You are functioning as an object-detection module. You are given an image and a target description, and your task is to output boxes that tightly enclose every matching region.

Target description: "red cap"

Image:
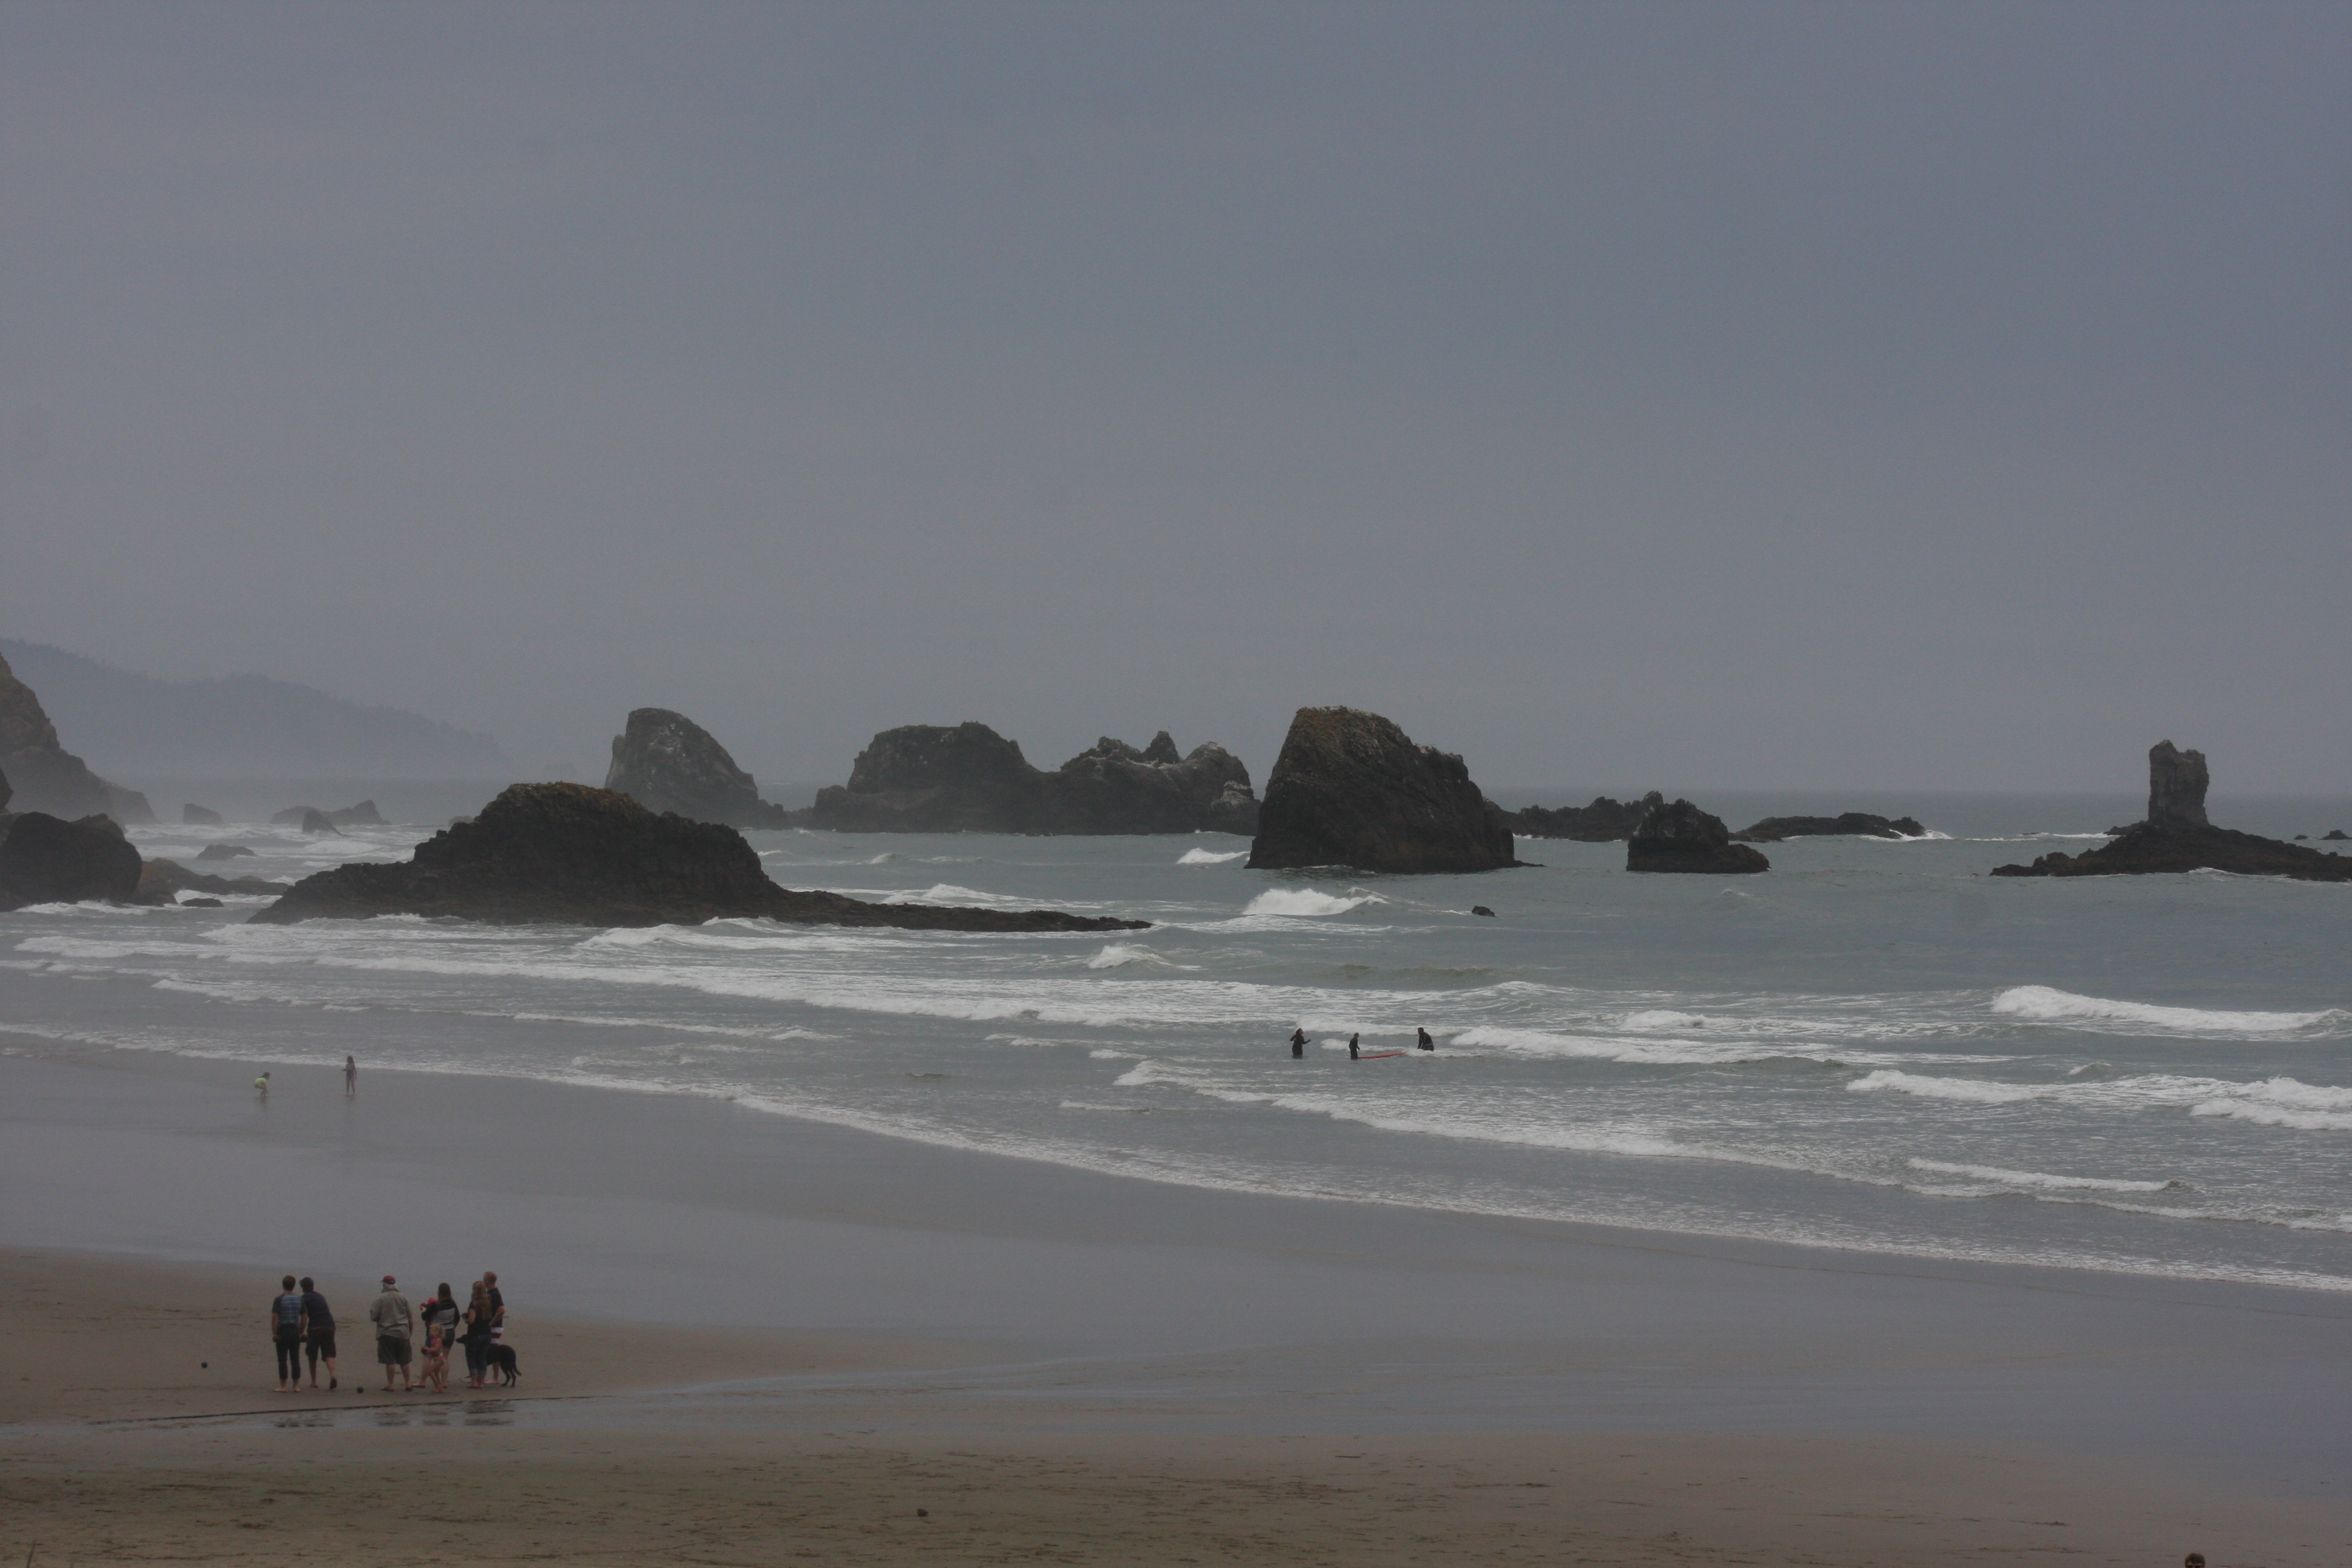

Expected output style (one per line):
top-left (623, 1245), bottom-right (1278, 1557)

top-left (382, 1275), bottom-right (396, 1284)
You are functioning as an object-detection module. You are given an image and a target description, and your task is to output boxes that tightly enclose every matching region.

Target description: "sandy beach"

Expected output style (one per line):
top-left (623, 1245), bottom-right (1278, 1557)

top-left (4, 1044), bottom-right (2348, 1564)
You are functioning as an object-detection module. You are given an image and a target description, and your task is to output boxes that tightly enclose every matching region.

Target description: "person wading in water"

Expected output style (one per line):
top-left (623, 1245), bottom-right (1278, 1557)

top-left (1289, 1028), bottom-right (1307, 1059)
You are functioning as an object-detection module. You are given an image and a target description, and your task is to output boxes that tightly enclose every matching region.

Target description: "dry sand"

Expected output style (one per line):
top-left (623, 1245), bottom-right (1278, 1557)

top-left (4, 1248), bottom-right (2342, 1566)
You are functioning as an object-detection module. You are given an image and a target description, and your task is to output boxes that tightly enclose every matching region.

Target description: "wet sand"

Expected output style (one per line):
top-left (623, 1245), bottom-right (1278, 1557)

top-left (4, 1045), bottom-right (2350, 1563)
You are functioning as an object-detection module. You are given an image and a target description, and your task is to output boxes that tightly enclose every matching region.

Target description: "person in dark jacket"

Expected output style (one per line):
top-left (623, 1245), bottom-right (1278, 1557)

top-left (269, 1275), bottom-right (304, 1392)
top-left (298, 1276), bottom-right (338, 1390)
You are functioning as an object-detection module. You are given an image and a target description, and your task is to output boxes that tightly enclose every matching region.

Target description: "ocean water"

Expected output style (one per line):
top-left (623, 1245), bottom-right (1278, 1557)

top-left (4, 797), bottom-right (2349, 1293)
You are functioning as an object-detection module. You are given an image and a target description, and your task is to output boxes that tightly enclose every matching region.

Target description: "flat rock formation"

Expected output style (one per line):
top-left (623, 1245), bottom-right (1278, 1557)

top-left (605, 708), bottom-right (791, 829)
top-left (180, 803), bottom-right (224, 826)
top-left (252, 783), bottom-right (1146, 932)
top-left (1732, 812), bottom-right (1926, 842)
top-left (803, 724), bottom-right (1258, 835)
top-left (0, 812), bottom-right (145, 909)
top-left (1626, 799), bottom-right (1771, 874)
top-left (0, 650), bottom-right (153, 823)
top-left (136, 859), bottom-right (295, 903)
top-left (2327, 829), bottom-right (2348, 841)
top-left (1992, 742), bottom-right (2352, 883)
top-left (1509, 793), bottom-right (1661, 841)
top-left (1246, 708), bottom-right (1520, 874)
top-left (195, 843), bottom-right (255, 860)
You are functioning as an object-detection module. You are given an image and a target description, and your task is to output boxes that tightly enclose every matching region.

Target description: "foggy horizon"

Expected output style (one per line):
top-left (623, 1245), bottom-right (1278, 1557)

top-left (5, 2), bottom-right (2345, 796)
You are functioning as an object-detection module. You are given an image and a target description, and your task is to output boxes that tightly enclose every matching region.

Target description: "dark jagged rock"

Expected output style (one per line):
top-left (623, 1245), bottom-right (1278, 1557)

top-left (1625, 799), bottom-right (1771, 874)
top-left (2148, 740), bottom-right (2209, 828)
top-left (182, 897), bottom-right (223, 908)
top-left (1471, 905), bottom-right (1497, 917)
top-left (1731, 812), bottom-right (1926, 843)
top-left (1992, 742), bottom-right (2352, 883)
top-left (272, 807), bottom-right (341, 834)
top-left (0, 812), bottom-right (145, 909)
top-left (1246, 708), bottom-right (1520, 874)
top-left (0, 650), bottom-right (153, 822)
top-left (327, 800), bottom-right (386, 828)
top-left (196, 843), bottom-right (256, 860)
top-left (181, 803), bottom-right (225, 825)
top-left (137, 858), bottom-right (295, 902)
top-left (252, 782), bottom-right (1146, 932)
top-left (2326, 829), bottom-right (2349, 841)
top-left (0, 762), bottom-right (10, 815)
top-left (803, 723), bottom-right (1259, 835)
top-left (1509, 793), bottom-right (1661, 841)
top-left (604, 708), bottom-right (791, 829)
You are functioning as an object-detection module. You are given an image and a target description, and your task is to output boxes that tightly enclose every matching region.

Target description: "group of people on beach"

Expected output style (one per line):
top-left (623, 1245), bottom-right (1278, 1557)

top-left (269, 1270), bottom-right (508, 1394)
top-left (1289, 1027), bottom-right (1437, 1059)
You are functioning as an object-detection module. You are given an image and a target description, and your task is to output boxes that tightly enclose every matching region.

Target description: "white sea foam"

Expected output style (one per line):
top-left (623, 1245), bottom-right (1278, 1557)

top-left (1241, 887), bottom-right (1383, 918)
top-left (1848, 1069), bottom-right (2048, 1103)
top-left (1991, 985), bottom-right (2339, 1035)
top-left (1177, 848), bottom-right (1247, 866)
top-left (1904, 1158), bottom-right (2177, 1193)
top-left (1088, 944), bottom-right (1175, 970)
top-left (1621, 1010), bottom-right (1705, 1031)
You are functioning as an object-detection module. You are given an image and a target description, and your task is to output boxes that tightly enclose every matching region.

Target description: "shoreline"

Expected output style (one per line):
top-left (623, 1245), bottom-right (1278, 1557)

top-left (7, 1044), bottom-right (2350, 1562)
top-left (10, 1023), bottom-right (2347, 1301)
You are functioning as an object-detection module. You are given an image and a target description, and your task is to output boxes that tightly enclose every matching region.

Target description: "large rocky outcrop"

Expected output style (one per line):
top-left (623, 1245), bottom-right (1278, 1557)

top-left (1732, 812), bottom-right (1926, 843)
top-left (802, 724), bottom-right (1259, 835)
top-left (1625, 799), bottom-right (1771, 874)
top-left (270, 807), bottom-right (341, 834)
top-left (252, 782), bottom-right (1146, 931)
top-left (1509, 793), bottom-right (1661, 841)
top-left (0, 650), bottom-right (153, 823)
top-left (605, 708), bottom-right (791, 829)
top-left (1991, 742), bottom-right (2352, 883)
top-left (0, 812), bottom-right (145, 909)
top-left (181, 803), bottom-right (225, 826)
top-left (1246, 708), bottom-right (1520, 874)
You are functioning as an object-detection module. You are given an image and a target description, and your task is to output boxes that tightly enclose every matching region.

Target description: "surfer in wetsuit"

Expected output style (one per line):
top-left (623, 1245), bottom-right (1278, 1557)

top-left (1416, 1028), bottom-right (1434, 1051)
top-left (1348, 1034), bottom-right (1361, 1060)
top-left (1289, 1028), bottom-right (1307, 1059)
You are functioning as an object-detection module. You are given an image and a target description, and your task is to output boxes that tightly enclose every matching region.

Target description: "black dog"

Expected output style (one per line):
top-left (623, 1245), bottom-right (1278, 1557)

top-left (484, 1343), bottom-right (520, 1386)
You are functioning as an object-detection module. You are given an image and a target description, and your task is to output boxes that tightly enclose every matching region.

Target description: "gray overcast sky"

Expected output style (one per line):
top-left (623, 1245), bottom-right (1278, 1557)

top-left (2, 1), bottom-right (2345, 794)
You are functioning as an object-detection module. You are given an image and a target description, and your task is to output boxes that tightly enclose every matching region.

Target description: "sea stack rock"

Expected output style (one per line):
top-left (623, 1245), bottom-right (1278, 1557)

top-left (252, 782), bottom-right (1144, 932)
top-left (1510, 792), bottom-right (1662, 841)
top-left (1625, 799), bottom-right (1771, 874)
top-left (2147, 740), bottom-right (2210, 829)
top-left (1246, 708), bottom-right (1520, 874)
top-left (604, 708), bottom-right (791, 830)
top-left (326, 800), bottom-right (387, 828)
top-left (181, 803), bottom-right (226, 826)
top-left (1991, 743), bottom-right (2352, 882)
top-left (803, 723), bottom-right (1259, 835)
top-left (0, 812), bottom-right (145, 909)
top-left (0, 650), bottom-right (154, 823)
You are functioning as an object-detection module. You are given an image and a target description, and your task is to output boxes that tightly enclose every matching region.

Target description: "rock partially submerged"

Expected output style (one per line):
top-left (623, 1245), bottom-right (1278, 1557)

top-left (1625, 799), bottom-right (1771, 874)
top-left (1991, 742), bottom-right (2352, 883)
top-left (272, 803), bottom-right (373, 831)
top-left (181, 803), bottom-right (225, 826)
top-left (136, 858), bottom-right (295, 902)
top-left (1509, 794), bottom-right (1661, 841)
top-left (1732, 812), bottom-right (1926, 843)
top-left (0, 812), bottom-right (144, 909)
top-left (196, 843), bottom-right (256, 860)
top-left (252, 783), bottom-right (1145, 932)
top-left (1246, 708), bottom-right (1520, 874)
top-left (803, 724), bottom-right (1258, 835)
top-left (0, 650), bottom-right (153, 823)
top-left (605, 708), bottom-right (791, 829)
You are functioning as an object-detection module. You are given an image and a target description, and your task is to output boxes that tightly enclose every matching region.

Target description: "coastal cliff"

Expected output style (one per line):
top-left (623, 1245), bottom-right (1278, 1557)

top-left (605, 708), bottom-right (791, 829)
top-left (0, 811), bottom-right (145, 909)
top-left (803, 724), bottom-right (1258, 835)
top-left (0, 650), bottom-right (153, 823)
top-left (1991, 742), bottom-right (2352, 883)
top-left (253, 783), bottom-right (1146, 930)
top-left (1246, 708), bottom-right (1520, 874)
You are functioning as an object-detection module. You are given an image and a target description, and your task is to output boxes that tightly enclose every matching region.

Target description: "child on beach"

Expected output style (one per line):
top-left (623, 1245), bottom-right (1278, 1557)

top-left (417, 1322), bottom-right (449, 1393)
